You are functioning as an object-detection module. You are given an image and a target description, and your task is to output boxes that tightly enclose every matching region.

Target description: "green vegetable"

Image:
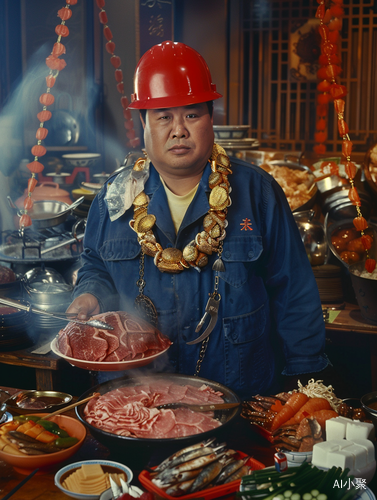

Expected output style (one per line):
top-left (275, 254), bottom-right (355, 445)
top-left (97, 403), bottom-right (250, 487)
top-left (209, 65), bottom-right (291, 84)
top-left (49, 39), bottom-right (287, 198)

top-left (54, 437), bottom-right (79, 448)
top-left (36, 419), bottom-right (69, 437)
top-left (14, 415), bottom-right (40, 423)
top-left (238, 462), bottom-right (357, 500)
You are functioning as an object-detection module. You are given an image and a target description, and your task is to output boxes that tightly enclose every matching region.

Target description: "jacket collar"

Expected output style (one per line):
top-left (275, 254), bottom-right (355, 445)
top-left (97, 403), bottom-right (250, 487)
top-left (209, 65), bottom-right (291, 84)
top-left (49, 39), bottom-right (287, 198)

top-left (146, 162), bottom-right (211, 246)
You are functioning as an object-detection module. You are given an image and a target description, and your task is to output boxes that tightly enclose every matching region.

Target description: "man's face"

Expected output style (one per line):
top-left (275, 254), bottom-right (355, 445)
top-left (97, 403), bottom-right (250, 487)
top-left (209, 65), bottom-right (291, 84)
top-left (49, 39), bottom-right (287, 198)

top-left (141, 103), bottom-right (214, 180)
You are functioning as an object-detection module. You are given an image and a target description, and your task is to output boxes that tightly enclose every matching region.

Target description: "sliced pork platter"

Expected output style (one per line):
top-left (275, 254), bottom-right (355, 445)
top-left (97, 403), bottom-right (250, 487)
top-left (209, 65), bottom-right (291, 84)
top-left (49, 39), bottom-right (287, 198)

top-left (83, 378), bottom-right (225, 439)
top-left (75, 371), bottom-right (241, 453)
top-left (56, 311), bottom-right (172, 363)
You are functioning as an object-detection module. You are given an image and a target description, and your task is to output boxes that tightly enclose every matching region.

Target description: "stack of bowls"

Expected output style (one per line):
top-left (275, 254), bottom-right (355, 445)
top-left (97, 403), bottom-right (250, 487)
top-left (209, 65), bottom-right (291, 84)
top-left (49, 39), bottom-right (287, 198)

top-left (23, 267), bottom-right (73, 333)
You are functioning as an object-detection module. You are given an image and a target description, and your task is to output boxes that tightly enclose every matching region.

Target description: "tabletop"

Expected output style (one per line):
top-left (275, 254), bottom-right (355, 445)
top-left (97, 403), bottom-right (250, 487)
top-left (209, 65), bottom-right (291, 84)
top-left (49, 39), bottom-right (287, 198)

top-left (0, 386), bottom-right (275, 500)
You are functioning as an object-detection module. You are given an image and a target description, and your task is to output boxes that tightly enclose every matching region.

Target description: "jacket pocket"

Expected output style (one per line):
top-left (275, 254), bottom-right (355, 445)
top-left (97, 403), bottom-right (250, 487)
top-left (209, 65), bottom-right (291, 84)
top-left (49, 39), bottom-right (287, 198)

top-left (219, 235), bottom-right (263, 288)
top-left (223, 304), bottom-right (274, 396)
top-left (99, 238), bottom-right (141, 261)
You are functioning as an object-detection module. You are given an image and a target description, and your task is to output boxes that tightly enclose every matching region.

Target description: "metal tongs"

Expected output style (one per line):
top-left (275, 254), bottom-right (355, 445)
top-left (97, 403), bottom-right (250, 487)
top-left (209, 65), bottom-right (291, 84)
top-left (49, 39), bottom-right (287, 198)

top-left (0, 296), bottom-right (114, 331)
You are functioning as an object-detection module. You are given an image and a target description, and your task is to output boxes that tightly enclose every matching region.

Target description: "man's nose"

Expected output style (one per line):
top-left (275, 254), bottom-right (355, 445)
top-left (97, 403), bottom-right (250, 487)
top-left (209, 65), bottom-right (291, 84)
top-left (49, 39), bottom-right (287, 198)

top-left (171, 119), bottom-right (188, 138)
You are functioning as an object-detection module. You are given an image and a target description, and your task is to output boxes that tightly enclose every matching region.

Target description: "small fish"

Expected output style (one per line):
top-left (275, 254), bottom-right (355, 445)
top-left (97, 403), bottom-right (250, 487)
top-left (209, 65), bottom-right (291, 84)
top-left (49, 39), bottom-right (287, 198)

top-left (223, 464), bottom-right (250, 483)
top-left (152, 468), bottom-right (203, 489)
top-left (8, 431), bottom-right (60, 454)
top-left (156, 443), bottom-right (225, 481)
top-left (161, 451), bottom-right (223, 478)
top-left (215, 456), bottom-right (249, 484)
top-left (154, 437), bottom-right (216, 472)
top-left (189, 457), bottom-right (226, 493)
top-left (165, 479), bottom-right (195, 497)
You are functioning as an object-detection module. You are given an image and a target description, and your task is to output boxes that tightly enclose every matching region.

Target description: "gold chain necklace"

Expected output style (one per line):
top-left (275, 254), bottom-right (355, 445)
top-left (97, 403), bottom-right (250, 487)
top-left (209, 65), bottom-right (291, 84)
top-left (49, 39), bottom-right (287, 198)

top-left (129, 143), bottom-right (232, 273)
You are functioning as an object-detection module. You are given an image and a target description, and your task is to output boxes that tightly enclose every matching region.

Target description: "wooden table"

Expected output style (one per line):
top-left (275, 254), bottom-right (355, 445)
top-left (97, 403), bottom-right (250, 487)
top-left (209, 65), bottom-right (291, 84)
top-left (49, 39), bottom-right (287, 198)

top-left (0, 386), bottom-right (275, 500)
top-left (0, 348), bottom-right (60, 391)
top-left (324, 302), bottom-right (377, 393)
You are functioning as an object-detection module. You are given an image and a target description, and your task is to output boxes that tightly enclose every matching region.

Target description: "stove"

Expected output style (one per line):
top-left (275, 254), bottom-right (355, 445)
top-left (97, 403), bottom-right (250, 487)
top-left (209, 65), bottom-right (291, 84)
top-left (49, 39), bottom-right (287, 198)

top-left (0, 217), bottom-right (85, 273)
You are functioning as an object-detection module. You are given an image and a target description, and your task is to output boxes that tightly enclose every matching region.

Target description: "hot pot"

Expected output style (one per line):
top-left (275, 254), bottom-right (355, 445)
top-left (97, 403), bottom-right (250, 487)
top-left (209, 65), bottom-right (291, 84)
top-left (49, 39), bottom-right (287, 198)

top-left (75, 373), bottom-right (241, 467)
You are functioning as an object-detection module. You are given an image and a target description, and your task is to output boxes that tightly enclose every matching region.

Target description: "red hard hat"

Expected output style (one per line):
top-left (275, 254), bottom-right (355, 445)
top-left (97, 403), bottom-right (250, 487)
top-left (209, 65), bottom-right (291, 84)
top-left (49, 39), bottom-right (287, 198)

top-left (128, 40), bottom-right (222, 109)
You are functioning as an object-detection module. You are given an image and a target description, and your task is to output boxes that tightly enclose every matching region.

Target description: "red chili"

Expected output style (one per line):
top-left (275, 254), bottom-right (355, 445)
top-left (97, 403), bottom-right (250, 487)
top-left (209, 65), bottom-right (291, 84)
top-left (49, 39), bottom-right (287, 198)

top-left (103, 26), bottom-right (113, 41)
top-left (116, 82), bottom-right (124, 94)
top-left (110, 55), bottom-right (121, 68)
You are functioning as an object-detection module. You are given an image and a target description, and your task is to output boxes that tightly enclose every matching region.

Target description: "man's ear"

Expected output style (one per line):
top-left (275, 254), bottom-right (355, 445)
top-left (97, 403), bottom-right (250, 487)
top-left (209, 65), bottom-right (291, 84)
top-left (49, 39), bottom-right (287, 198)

top-left (140, 112), bottom-right (146, 129)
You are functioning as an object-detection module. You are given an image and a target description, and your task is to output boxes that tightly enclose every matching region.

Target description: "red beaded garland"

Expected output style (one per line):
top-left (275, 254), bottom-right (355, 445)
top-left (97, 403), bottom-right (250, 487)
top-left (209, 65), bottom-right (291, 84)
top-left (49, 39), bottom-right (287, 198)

top-left (95, 1), bottom-right (140, 149)
top-left (314, 0), bottom-right (375, 272)
top-left (19, 2), bottom-right (76, 229)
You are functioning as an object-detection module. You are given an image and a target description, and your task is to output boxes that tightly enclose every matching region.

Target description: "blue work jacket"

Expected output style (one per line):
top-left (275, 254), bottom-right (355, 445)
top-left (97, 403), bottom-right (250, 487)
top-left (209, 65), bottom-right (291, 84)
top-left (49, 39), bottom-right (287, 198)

top-left (73, 157), bottom-right (328, 400)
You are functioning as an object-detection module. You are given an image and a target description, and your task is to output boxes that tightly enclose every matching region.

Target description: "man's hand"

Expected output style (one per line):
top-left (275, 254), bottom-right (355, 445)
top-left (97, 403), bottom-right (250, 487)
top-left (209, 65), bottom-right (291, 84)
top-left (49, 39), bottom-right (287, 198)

top-left (66, 293), bottom-right (100, 320)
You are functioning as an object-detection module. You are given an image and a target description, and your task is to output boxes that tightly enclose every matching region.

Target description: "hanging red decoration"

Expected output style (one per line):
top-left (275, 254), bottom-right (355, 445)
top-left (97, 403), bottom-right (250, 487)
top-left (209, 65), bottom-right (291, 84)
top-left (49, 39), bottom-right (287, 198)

top-left (314, 0), bottom-right (375, 273)
top-left (19, 2), bottom-right (77, 229)
top-left (95, 0), bottom-right (140, 150)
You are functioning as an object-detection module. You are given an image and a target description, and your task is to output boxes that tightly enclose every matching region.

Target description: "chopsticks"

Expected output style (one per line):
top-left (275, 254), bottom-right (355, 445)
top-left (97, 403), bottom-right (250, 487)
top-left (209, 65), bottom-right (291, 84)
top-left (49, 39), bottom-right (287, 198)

top-left (2, 468), bottom-right (39, 499)
top-left (40, 392), bottom-right (100, 420)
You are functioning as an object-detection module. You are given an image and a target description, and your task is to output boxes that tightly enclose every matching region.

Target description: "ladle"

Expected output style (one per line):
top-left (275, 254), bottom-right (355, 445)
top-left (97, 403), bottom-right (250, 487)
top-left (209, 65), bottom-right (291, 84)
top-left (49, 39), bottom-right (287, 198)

top-left (0, 296), bottom-right (114, 330)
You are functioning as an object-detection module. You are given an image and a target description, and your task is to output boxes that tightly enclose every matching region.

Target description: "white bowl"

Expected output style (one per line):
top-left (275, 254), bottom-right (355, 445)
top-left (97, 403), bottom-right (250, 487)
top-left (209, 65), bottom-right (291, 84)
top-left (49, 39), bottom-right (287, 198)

top-left (62, 153), bottom-right (101, 168)
top-left (282, 449), bottom-right (313, 466)
top-left (213, 125), bottom-right (250, 139)
top-left (54, 459), bottom-right (133, 500)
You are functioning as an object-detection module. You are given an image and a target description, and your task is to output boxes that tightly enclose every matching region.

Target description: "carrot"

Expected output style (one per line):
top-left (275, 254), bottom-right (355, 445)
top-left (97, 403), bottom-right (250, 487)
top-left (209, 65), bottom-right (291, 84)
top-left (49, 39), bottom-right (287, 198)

top-left (270, 403), bottom-right (296, 432)
top-left (311, 409), bottom-right (338, 429)
top-left (292, 397), bottom-right (332, 424)
top-left (270, 392), bottom-right (309, 431)
top-left (285, 392), bottom-right (309, 413)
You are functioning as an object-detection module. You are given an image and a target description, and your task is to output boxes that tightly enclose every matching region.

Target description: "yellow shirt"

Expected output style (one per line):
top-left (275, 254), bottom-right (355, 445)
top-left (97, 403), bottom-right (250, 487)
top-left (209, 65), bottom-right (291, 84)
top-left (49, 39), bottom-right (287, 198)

top-left (160, 176), bottom-right (199, 234)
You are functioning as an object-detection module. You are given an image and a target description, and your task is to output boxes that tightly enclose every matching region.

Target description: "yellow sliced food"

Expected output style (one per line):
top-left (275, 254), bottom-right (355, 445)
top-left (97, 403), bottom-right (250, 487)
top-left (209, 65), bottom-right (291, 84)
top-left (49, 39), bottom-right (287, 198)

top-left (62, 465), bottom-right (127, 495)
top-left (81, 463), bottom-right (104, 479)
top-left (24, 423), bottom-right (45, 439)
top-left (16, 420), bottom-right (35, 434)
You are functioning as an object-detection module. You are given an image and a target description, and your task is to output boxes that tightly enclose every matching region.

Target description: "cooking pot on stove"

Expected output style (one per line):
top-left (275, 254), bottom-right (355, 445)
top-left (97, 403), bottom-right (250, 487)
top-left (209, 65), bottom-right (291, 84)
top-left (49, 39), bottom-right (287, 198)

top-left (15, 183), bottom-right (72, 207)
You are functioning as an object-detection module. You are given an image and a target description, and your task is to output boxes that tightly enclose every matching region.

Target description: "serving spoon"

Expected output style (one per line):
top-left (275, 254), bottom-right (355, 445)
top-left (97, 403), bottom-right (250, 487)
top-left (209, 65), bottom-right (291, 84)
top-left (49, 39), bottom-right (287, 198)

top-left (0, 296), bottom-right (114, 330)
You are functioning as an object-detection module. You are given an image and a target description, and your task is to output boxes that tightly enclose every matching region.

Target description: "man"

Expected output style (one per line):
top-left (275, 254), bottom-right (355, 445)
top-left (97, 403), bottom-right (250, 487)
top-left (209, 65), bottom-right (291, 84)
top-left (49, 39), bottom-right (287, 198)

top-left (67, 41), bottom-right (329, 400)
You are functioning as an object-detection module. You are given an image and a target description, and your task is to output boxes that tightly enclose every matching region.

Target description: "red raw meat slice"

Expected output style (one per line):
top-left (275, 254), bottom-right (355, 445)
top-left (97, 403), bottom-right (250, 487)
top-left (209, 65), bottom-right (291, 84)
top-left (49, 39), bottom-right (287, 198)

top-left (57, 311), bottom-right (172, 362)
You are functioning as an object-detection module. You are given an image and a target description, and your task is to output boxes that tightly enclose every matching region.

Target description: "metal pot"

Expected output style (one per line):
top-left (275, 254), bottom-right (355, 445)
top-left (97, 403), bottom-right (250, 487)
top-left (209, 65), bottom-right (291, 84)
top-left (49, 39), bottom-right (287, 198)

top-left (75, 373), bottom-right (241, 465)
top-left (25, 197), bottom-right (84, 229)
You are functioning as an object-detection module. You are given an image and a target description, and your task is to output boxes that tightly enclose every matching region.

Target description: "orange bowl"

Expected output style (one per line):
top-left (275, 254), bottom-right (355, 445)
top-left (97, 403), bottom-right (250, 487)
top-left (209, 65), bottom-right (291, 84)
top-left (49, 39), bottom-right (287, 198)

top-left (0, 413), bottom-right (86, 475)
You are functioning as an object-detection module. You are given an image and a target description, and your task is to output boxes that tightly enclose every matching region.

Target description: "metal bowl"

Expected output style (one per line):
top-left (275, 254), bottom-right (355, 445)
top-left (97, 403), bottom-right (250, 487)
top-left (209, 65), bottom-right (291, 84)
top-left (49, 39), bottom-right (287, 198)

top-left (75, 373), bottom-right (241, 465)
top-left (2, 390), bottom-right (72, 415)
top-left (263, 160), bottom-right (318, 212)
top-left (325, 217), bottom-right (377, 268)
top-left (361, 392), bottom-right (377, 428)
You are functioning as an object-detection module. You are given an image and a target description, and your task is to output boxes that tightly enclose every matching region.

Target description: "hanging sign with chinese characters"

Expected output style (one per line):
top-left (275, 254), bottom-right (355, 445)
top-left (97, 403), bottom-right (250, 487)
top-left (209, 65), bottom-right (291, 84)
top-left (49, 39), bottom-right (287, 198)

top-left (136, 0), bottom-right (174, 59)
